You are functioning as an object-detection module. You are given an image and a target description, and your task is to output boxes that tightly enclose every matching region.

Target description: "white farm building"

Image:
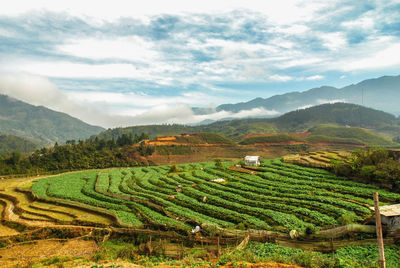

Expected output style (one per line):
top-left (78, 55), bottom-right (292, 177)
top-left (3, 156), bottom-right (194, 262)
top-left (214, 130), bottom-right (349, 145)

top-left (370, 204), bottom-right (400, 232)
top-left (244, 156), bottom-right (260, 166)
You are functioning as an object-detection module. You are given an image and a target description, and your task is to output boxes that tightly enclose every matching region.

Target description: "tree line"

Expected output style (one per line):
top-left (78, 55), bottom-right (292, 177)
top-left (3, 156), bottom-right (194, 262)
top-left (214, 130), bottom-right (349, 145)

top-left (0, 133), bottom-right (154, 176)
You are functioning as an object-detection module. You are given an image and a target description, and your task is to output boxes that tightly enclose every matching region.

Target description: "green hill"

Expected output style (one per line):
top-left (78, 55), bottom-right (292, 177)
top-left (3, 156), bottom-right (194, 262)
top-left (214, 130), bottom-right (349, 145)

top-left (238, 125), bottom-right (394, 146)
top-left (96, 120), bottom-right (277, 142)
top-left (196, 132), bottom-right (235, 144)
top-left (240, 134), bottom-right (304, 145)
top-left (164, 133), bottom-right (235, 145)
top-left (95, 103), bottom-right (400, 145)
top-left (272, 103), bottom-right (399, 132)
top-left (0, 94), bottom-right (104, 147)
top-left (307, 125), bottom-right (394, 146)
top-left (0, 134), bottom-right (37, 155)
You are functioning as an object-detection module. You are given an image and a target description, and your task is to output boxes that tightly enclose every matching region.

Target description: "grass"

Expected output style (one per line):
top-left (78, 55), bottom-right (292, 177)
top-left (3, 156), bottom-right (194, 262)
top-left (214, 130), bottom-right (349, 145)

top-left (309, 125), bottom-right (394, 146)
top-left (240, 134), bottom-right (304, 145)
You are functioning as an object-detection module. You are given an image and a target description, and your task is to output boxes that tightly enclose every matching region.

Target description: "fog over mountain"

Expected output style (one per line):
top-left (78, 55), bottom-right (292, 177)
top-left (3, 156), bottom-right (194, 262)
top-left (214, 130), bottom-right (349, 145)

top-left (208, 75), bottom-right (400, 118)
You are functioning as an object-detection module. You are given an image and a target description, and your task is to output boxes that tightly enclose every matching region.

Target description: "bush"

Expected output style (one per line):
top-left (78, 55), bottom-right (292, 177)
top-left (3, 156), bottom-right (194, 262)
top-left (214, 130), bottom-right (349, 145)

top-left (168, 165), bottom-right (179, 173)
top-left (338, 213), bottom-right (357, 225)
top-left (305, 226), bottom-right (316, 235)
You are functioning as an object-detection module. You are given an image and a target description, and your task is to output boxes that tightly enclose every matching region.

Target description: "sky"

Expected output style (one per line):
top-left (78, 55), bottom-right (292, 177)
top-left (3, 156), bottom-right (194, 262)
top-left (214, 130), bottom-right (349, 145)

top-left (0, 0), bottom-right (400, 128)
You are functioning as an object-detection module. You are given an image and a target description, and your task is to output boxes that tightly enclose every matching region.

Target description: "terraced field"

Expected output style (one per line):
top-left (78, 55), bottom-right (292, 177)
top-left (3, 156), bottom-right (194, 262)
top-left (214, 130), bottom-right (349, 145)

top-left (283, 151), bottom-right (350, 168)
top-left (0, 175), bottom-right (114, 231)
top-left (17, 159), bottom-right (400, 234)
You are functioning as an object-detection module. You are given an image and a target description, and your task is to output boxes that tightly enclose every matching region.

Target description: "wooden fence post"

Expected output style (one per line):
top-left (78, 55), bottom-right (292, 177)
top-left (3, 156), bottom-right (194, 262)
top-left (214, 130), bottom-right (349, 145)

top-left (373, 192), bottom-right (386, 268)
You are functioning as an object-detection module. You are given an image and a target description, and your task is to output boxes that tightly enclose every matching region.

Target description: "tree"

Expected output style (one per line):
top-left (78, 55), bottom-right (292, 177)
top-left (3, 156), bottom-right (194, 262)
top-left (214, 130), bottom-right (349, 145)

top-left (168, 165), bottom-right (178, 173)
top-left (214, 159), bottom-right (223, 170)
top-left (6, 151), bottom-right (22, 166)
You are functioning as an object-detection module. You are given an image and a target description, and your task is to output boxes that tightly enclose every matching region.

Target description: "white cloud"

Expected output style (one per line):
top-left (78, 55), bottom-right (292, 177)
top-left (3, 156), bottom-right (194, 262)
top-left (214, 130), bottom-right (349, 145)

top-left (0, 28), bottom-right (19, 38)
top-left (119, 105), bottom-right (280, 125)
top-left (57, 36), bottom-right (158, 62)
top-left (316, 99), bottom-right (346, 104)
top-left (320, 32), bottom-right (347, 51)
top-left (66, 90), bottom-right (217, 109)
top-left (296, 99), bottom-right (346, 110)
top-left (297, 104), bottom-right (313, 110)
top-left (341, 17), bottom-right (374, 30)
top-left (276, 57), bottom-right (323, 69)
top-left (205, 38), bottom-right (276, 59)
top-left (305, 75), bottom-right (324, 80)
top-left (0, 73), bottom-right (64, 106)
top-left (269, 74), bottom-right (293, 81)
top-left (275, 24), bottom-right (310, 35)
top-left (13, 61), bottom-right (142, 79)
top-left (342, 42), bottom-right (400, 71)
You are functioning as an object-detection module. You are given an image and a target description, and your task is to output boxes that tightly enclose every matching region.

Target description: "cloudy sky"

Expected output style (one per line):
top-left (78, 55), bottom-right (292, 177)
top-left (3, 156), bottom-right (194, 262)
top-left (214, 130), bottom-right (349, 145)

top-left (0, 0), bottom-right (399, 127)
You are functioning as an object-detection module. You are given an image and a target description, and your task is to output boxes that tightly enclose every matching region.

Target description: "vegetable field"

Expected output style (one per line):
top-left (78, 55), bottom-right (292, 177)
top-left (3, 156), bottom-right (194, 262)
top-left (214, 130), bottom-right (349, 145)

top-left (31, 159), bottom-right (400, 233)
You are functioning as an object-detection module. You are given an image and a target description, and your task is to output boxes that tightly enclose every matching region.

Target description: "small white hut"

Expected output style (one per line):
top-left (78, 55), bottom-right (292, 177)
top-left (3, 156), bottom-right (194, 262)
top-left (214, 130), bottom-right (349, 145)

top-left (370, 204), bottom-right (400, 232)
top-left (244, 156), bottom-right (260, 166)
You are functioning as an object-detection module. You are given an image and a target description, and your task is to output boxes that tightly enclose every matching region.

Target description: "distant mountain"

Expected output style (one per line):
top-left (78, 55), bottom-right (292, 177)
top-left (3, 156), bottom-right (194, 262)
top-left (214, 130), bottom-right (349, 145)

top-left (0, 94), bottom-right (104, 147)
top-left (95, 103), bottom-right (400, 143)
top-left (214, 75), bottom-right (400, 116)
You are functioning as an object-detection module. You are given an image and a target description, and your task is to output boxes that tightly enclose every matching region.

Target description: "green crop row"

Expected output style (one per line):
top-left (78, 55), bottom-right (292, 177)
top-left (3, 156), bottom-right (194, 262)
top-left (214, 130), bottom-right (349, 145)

top-left (32, 157), bottom-right (400, 232)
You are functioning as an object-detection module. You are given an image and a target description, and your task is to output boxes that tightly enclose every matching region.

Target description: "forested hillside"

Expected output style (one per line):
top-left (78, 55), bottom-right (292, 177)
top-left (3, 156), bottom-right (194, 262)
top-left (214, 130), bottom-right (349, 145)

top-left (0, 94), bottom-right (104, 147)
top-left (0, 134), bottom-right (37, 154)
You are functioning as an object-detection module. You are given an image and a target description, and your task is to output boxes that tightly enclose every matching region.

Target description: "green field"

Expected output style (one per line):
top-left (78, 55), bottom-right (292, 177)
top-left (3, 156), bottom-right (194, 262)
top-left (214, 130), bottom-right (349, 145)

top-left (31, 159), bottom-right (400, 233)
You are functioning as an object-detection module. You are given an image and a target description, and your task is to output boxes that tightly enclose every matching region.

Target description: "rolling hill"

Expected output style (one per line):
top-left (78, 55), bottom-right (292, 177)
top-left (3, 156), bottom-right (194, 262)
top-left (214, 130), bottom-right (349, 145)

top-left (0, 94), bottom-right (104, 148)
top-left (95, 103), bottom-right (400, 144)
top-left (239, 125), bottom-right (394, 147)
top-left (272, 103), bottom-right (400, 132)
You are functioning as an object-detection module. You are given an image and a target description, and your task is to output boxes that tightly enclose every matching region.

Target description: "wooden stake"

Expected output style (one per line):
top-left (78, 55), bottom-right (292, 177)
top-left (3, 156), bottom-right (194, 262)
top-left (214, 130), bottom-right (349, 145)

top-left (217, 236), bottom-right (221, 257)
top-left (373, 192), bottom-right (386, 268)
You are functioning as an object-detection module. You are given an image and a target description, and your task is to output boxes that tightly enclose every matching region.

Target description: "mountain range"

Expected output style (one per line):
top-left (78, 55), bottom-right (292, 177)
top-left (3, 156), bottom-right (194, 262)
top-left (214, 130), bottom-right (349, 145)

top-left (0, 94), bottom-right (104, 148)
top-left (204, 74), bottom-right (400, 117)
top-left (1, 74), bottom-right (400, 154)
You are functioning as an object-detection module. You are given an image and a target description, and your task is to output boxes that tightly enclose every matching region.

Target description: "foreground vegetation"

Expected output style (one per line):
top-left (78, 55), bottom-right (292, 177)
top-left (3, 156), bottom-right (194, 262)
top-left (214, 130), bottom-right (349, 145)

top-left (12, 239), bottom-right (400, 268)
top-left (221, 242), bottom-right (400, 268)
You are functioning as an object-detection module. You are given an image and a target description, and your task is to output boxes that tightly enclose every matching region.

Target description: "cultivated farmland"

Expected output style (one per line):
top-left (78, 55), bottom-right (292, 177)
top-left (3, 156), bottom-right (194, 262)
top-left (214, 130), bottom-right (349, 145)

top-left (25, 159), bottom-right (400, 234)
